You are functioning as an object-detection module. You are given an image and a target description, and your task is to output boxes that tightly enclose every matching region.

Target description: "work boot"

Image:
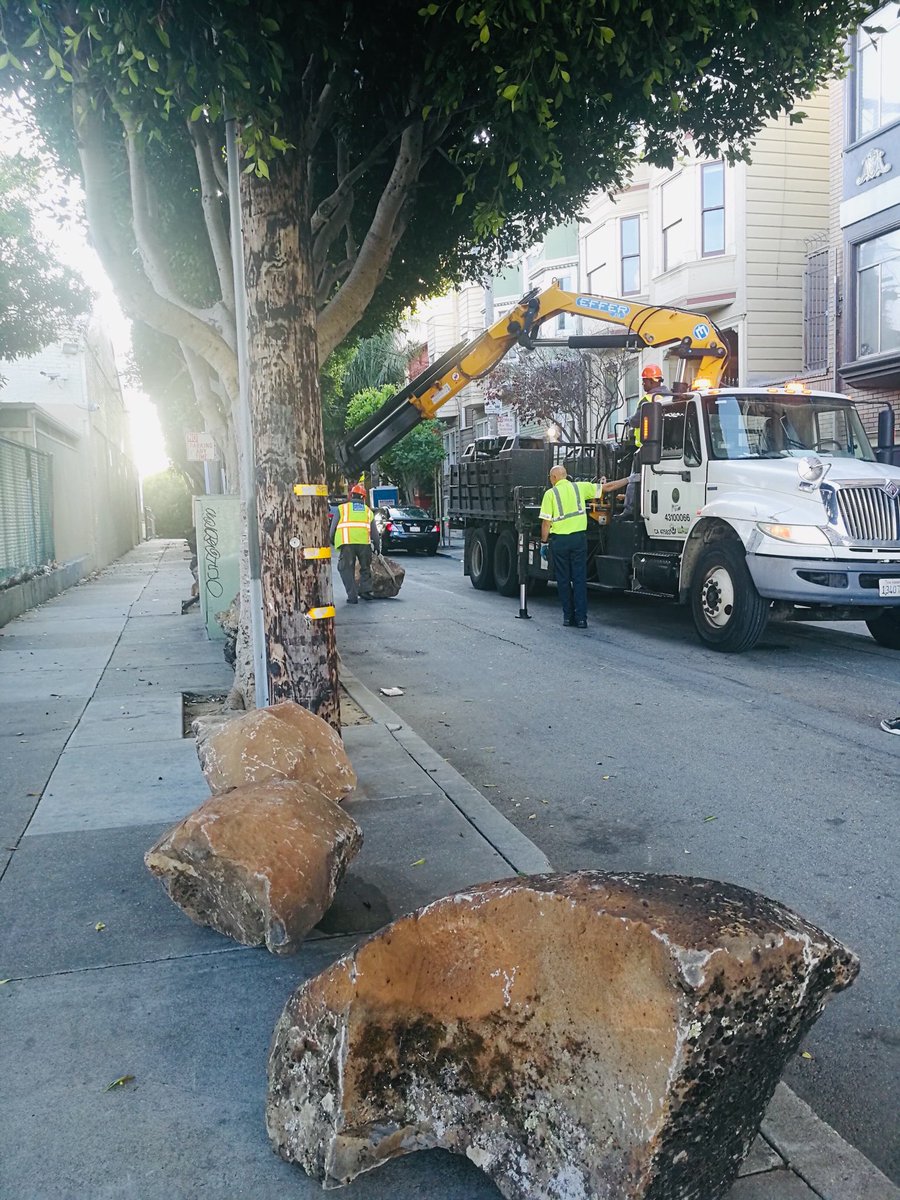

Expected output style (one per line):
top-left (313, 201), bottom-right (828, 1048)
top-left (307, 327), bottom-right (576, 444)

top-left (563, 617), bottom-right (573, 626)
top-left (575, 619), bottom-right (588, 628)
top-left (346, 597), bottom-right (358, 605)
top-left (359, 593), bottom-right (374, 600)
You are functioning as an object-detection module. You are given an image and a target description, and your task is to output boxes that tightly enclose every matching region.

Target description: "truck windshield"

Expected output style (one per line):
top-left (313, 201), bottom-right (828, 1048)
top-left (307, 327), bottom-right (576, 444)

top-left (702, 394), bottom-right (876, 462)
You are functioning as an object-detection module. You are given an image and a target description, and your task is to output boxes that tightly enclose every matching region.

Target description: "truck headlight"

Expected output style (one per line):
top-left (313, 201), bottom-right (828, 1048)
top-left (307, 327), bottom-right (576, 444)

top-left (756, 523), bottom-right (830, 545)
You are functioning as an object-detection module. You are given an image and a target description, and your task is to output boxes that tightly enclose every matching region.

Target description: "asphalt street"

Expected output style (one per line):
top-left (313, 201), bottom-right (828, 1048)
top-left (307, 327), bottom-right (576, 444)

top-left (336, 545), bottom-right (900, 1184)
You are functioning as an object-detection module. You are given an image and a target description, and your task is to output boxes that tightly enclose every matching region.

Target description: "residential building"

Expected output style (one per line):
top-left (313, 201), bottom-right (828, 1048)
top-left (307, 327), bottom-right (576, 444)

top-left (0, 314), bottom-right (141, 601)
top-left (803, 2), bottom-right (900, 445)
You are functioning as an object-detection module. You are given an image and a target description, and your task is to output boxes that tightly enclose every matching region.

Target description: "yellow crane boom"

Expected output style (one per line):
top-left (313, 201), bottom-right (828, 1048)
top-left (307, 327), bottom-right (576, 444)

top-left (337, 282), bottom-right (729, 476)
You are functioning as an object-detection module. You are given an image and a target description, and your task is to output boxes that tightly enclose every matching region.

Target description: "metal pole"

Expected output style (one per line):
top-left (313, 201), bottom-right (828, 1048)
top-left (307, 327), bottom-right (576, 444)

top-left (226, 114), bottom-right (269, 709)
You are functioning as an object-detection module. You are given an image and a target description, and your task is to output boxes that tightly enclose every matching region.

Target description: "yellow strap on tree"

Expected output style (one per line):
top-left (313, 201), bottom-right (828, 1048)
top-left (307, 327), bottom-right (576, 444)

top-left (307, 605), bottom-right (335, 621)
top-left (293, 483), bottom-right (328, 497)
top-left (302, 547), bottom-right (331, 560)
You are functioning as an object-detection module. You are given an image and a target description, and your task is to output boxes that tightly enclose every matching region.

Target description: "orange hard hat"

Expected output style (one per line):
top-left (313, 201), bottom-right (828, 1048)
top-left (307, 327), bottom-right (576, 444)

top-left (350, 483), bottom-right (366, 497)
top-left (641, 363), bottom-right (663, 381)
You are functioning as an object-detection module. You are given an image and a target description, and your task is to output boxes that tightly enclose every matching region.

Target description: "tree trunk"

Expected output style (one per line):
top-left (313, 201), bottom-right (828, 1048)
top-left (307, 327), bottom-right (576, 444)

top-left (241, 141), bottom-right (340, 729)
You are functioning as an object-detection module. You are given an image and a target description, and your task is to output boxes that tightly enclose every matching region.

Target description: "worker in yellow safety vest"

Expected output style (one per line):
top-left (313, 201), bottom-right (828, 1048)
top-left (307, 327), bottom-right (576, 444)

top-left (330, 483), bottom-right (381, 603)
top-left (539, 465), bottom-right (626, 627)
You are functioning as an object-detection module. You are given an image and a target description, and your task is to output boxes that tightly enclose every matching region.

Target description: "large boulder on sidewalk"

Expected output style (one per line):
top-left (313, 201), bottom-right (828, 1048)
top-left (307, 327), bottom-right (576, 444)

top-left (145, 779), bottom-right (362, 954)
top-left (357, 554), bottom-right (404, 598)
top-left (195, 700), bottom-right (356, 800)
top-left (267, 872), bottom-right (858, 1199)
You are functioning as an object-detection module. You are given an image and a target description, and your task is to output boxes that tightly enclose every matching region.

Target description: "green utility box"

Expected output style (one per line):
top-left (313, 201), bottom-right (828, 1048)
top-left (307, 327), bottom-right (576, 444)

top-left (193, 494), bottom-right (241, 640)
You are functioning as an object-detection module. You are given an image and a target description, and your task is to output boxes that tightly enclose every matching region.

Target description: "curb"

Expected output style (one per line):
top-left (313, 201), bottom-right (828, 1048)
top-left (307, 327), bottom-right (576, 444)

top-left (761, 1084), bottom-right (899, 1200)
top-left (339, 666), bottom-right (553, 877)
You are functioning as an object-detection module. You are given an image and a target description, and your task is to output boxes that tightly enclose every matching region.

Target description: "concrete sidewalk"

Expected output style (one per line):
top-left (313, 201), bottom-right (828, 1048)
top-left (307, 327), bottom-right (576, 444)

top-left (0, 540), bottom-right (894, 1200)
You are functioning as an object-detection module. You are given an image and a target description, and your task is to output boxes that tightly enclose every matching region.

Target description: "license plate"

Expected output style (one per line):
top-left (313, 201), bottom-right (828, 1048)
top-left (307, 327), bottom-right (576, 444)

top-left (409, 525), bottom-right (421, 532)
top-left (879, 578), bottom-right (900, 598)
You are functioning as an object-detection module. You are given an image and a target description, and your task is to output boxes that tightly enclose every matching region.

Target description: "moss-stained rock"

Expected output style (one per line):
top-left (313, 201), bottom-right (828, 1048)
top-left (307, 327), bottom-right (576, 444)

top-left (145, 779), bottom-right (362, 954)
top-left (266, 872), bottom-right (857, 1198)
top-left (194, 700), bottom-right (356, 800)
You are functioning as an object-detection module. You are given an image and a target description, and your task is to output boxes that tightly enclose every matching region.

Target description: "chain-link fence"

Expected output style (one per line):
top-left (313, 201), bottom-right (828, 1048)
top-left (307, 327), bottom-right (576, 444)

top-left (0, 436), bottom-right (54, 583)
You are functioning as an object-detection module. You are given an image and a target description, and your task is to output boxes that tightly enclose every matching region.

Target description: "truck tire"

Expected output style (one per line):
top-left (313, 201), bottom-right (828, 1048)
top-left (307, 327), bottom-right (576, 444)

top-left (469, 529), bottom-right (496, 590)
top-left (493, 529), bottom-right (519, 597)
top-left (866, 609), bottom-right (900, 649)
top-left (690, 541), bottom-right (770, 652)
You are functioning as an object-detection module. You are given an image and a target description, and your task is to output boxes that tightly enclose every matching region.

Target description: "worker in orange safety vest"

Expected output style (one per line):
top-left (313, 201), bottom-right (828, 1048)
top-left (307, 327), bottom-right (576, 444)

top-left (330, 483), bottom-right (381, 603)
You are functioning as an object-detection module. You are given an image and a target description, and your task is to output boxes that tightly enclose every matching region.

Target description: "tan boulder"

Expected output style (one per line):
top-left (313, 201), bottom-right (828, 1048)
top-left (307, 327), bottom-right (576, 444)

top-left (267, 872), bottom-right (858, 1198)
top-left (195, 700), bottom-right (356, 800)
top-left (145, 779), bottom-right (362, 954)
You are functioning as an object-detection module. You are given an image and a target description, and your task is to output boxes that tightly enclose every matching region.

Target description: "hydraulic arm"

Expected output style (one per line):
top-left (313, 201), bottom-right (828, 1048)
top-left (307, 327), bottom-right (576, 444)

top-left (336, 281), bottom-right (729, 476)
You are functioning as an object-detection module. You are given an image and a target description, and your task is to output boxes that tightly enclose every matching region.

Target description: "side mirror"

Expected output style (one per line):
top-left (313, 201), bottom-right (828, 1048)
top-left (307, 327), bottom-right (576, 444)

top-left (640, 403), bottom-right (663, 466)
top-left (877, 405), bottom-right (895, 453)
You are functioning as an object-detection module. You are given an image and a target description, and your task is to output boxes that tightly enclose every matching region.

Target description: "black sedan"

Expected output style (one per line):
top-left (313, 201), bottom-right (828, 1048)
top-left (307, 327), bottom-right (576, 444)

top-left (377, 506), bottom-right (441, 555)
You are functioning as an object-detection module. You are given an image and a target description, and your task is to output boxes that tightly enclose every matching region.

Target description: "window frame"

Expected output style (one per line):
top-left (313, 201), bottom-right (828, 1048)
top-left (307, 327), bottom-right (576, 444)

top-left (849, 4), bottom-right (900, 146)
top-left (620, 215), bottom-right (641, 296)
top-left (701, 162), bottom-right (725, 258)
top-left (661, 177), bottom-right (683, 273)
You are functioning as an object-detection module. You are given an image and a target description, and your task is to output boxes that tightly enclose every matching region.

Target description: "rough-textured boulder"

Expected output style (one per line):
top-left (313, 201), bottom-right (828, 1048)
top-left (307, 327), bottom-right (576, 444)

top-left (195, 700), bottom-right (356, 799)
top-left (267, 872), bottom-right (858, 1199)
top-left (360, 554), bottom-right (404, 598)
top-left (145, 779), bottom-right (362, 954)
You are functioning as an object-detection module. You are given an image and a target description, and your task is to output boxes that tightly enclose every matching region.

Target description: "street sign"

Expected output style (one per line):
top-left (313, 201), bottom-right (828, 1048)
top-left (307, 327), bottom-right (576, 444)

top-left (186, 431), bottom-right (218, 461)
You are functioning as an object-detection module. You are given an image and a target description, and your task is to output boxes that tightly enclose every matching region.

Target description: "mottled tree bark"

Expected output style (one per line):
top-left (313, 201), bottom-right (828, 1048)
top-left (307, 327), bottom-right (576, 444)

top-left (241, 142), bottom-right (339, 728)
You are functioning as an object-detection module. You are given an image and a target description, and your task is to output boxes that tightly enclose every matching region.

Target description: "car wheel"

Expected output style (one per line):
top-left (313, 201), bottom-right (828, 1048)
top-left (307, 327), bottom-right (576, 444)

top-left (866, 608), bottom-right (900, 649)
top-left (469, 528), bottom-right (496, 590)
top-left (690, 541), bottom-right (770, 652)
top-left (493, 529), bottom-right (519, 597)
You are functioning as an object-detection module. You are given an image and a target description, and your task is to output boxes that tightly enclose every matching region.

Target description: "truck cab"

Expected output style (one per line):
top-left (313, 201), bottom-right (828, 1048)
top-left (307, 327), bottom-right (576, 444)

top-left (633, 386), bottom-right (900, 649)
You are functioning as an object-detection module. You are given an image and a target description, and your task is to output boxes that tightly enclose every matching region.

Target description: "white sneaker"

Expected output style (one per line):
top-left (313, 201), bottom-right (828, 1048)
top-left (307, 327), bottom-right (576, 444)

top-left (879, 716), bottom-right (900, 735)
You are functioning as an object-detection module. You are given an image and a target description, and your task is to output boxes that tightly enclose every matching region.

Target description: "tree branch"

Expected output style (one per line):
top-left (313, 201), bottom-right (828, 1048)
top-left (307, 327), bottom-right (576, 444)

top-left (188, 117), bottom-right (236, 334)
top-left (317, 121), bottom-right (424, 361)
top-left (72, 83), bottom-right (238, 403)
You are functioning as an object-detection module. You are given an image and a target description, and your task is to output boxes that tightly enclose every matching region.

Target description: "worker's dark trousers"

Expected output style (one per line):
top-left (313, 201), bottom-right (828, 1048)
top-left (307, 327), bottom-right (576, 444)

top-left (338, 544), bottom-right (373, 602)
top-left (549, 530), bottom-right (587, 623)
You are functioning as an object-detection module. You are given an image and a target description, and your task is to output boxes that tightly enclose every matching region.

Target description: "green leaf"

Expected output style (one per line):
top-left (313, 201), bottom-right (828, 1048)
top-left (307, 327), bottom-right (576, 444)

top-left (421, 104), bottom-right (431, 120)
top-left (127, 65), bottom-right (139, 85)
top-left (242, 160), bottom-right (256, 174)
top-left (0, 53), bottom-right (9, 70)
top-left (48, 46), bottom-right (64, 68)
top-left (514, 172), bottom-right (523, 190)
top-left (261, 17), bottom-right (280, 32)
top-left (256, 158), bottom-right (270, 179)
top-left (43, 64), bottom-right (56, 79)
top-left (147, 56), bottom-right (158, 72)
top-left (501, 84), bottom-right (519, 100)
top-left (479, 24), bottom-right (490, 43)
top-left (269, 136), bottom-right (288, 151)
top-left (560, 69), bottom-right (570, 84)
top-left (132, 48), bottom-right (145, 60)
top-left (190, 105), bottom-right (204, 122)
top-left (507, 160), bottom-right (518, 176)
top-left (454, 191), bottom-right (465, 207)
top-left (154, 24), bottom-right (171, 48)
top-left (59, 68), bottom-right (72, 82)
top-left (23, 29), bottom-right (41, 48)
top-left (641, 9), bottom-right (653, 25)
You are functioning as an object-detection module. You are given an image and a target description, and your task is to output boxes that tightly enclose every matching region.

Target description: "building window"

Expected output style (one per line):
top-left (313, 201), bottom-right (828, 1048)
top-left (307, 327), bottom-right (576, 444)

top-left (856, 229), bottom-right (900, 358)
top-left (555, 274), bottom-right (572, 331)
top-left (620, 216), bottom-right (641, 295)
top-left (854, 5), bottom-right (900, 142)
top-left (701, 162), bottom-right (725, 256)
top-left (803, 245), bottom-right (829, 372)
top-left (661, 178), bottom-right (682, 272)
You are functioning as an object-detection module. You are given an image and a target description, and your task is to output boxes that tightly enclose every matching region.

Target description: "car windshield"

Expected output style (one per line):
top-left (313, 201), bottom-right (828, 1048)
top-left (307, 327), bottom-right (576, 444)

top-left (702, 394), bottom-right (876, 462)
top-left (389, 507), bottom-right (433, 519)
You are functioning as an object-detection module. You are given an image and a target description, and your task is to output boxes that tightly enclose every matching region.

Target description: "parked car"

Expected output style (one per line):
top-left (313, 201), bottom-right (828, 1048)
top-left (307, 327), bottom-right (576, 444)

top-left (376, 506), bottom-right (440, 554)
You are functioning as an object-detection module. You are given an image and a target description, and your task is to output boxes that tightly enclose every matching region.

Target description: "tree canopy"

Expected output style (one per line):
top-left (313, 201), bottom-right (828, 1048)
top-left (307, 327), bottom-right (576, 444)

top-left (346, 384), bottom-right (445, 502)
top-left (0, 152), bottom-right (90, 367)
top-left (0, 0), bottom-right (870, 445)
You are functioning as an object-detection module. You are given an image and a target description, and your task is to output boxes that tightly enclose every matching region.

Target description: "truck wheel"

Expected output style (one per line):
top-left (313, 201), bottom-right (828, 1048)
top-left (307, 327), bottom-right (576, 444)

top-left (469, 529), bottom-right (496, 590)
top-left (866, 609), bottom-right (900, 649)
top-left (493, 530), bottom-right (519, 597)
top-left (690, 541), bottom-right (770, 652)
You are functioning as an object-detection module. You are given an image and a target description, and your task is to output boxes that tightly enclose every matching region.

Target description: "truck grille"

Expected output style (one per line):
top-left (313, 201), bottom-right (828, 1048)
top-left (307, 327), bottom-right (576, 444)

top-left (836, 485), bottom-right (900, 543)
